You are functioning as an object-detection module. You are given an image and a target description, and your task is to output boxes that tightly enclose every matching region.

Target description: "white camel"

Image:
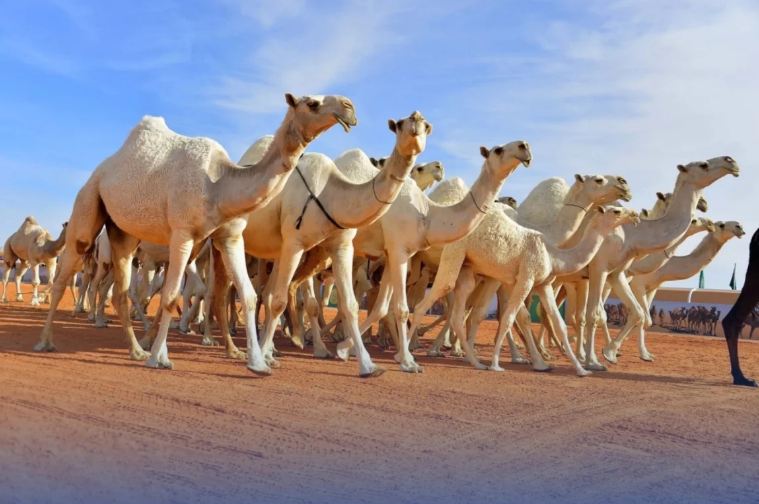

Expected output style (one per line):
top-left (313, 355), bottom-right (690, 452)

top-left (567, 157), bottom-right (739, 368)
top-left (35, 93), bottom-right (357, 376)
top-left (298, 142), bottom-right (532, 373)
top-left (408, 187), bottom-right (640, 375)
top-left (622, 220), bottom-right (745, 349)
top-left (2, 217), bottom-right (67, 306)
top-left (205, 111), bottom-right (431, 377)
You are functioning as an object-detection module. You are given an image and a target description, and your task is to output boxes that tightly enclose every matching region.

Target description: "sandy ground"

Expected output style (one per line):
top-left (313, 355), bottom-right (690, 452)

top-left (1, 284), bottom-right (759, 504)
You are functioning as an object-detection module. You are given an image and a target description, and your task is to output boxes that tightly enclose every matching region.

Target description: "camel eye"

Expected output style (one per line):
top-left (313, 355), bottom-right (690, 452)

top-left (494, 146), bottom-right (504, 155)
top-left (307, 100), bottom-right (320, 111)
top-left (725, 156), bottom-right (734, 163)
top-left (613, 209), bottom-right (621, 215)
top-left (417, 166), bottom-right (423, 172)
top-left (699, 162), bottom-right (708, 169)
top-left (595, 178), bottom-right (603, 184)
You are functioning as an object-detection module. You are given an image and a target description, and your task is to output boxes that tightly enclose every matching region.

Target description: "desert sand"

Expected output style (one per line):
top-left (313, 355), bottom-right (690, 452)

top-left (1, 284), bottom-right (758, 504)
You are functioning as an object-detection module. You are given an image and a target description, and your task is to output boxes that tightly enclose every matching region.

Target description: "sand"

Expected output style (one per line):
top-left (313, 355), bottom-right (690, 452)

top-left (1, 284), bottom-right (758, 504)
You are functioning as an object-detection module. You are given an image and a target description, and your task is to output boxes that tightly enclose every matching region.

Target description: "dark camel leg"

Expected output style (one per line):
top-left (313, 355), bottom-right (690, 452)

top-left (721, 228), bottom-right (758, 387)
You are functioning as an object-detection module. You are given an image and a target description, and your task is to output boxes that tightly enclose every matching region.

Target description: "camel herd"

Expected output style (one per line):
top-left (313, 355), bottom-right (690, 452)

top-left (2, 93), bottom-right (756, 385)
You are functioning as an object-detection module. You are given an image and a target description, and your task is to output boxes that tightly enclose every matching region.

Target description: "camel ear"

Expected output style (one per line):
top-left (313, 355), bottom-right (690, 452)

top-left (656, 191), bottom-right (666, 201)
top-left (480, 146), bottom-right (489, 158)
top-left (388, 119), bottom-right (397, 133)
top-left (370, 157), bottom-right (379, 167)
top-left (677, 164), bottom-right (687, 173)
top-left (641, 209), bottom-right (649, 218)
top-left (597, 206), bottom-right (606, 214)
top-left (574, 174), bottom-right (584, 183)
top-left (285, 93), bottom-right (298, 108)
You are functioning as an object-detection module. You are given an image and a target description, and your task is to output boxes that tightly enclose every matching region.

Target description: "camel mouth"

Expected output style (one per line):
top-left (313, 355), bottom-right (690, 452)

top-left (618, 189), bottom-right (632, 202)
top-left (434, 172), bottom-right (444, 182)
top-left (521, 158), bottom-right (531, 168)
top-left (696, 199), bottom-right (708, 212)
top-left (334, 114), bottom-right (356, 133)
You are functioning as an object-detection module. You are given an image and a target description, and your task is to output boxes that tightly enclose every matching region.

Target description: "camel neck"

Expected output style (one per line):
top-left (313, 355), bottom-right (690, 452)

top-left (550, 219), bottom-right (608, 276)
top-left (424, 162), bottom-right (507, 246)
top-left (215, 111), bottom-right (308, 219)
top-left (658, 233), bottom-right (728, 282)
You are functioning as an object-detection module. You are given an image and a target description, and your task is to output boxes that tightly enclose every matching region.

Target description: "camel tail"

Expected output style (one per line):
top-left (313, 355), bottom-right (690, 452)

top-left (67, 174), bottom-right (108, 256)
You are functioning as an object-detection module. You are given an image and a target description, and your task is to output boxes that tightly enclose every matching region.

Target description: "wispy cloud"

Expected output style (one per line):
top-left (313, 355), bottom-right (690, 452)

top-left (210, 0), bottom-right (401, 114)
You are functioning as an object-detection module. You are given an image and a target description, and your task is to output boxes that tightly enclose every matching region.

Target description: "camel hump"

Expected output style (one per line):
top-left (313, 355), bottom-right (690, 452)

top-left (239, 135), bottom-right (275, 166)
top-left (428, 177), bottom-right (469, 205)
top-left (23, 216), bottom-right (38, 225)
top-left (138, 115), bottom-right (169, 131)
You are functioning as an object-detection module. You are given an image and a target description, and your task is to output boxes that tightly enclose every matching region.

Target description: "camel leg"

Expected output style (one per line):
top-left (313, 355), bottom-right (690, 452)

top-left (573, 280), bottom-right (588, 361)
top-left (535, 283), bottom-right (590, 376)
top-left (514, 305), bottom-right (550, 368)
top-left (337, 264), bottom-right (393, 360)
top-left (326, 241), bottom-right (383, 377)
top-left (143, 232), bottom-right (193, 370)
top-left (178, 262), bottom-right (199, 334)
top-left (286, 247), bottom-right (330, 350)
top-left (582, 268), bottom-right (609, 371)
top-left (216, 240), bottom-right (266, 369)
top-left (1, 258), bottom-right (16, 303)
top-left (29, 264), bottom-right (41, 306)
top-left (722, 243), bottom-right (758, 386)
top-left (496, 284), bottom-right (530, 363)
top-left (94, 269), bottom-right (114, 328)
top-left (103, 228), bottom-right (148, 361)
top-left (258, 244), bottom-right (305, 366)
top-left (387, 251), bottom-right (422, 373)
top-left (604, 271), bottom-right (651, 362)
top-left (14, 262), bottom-right (30, 302)
top-left (88, 262), bottom-right (108, 323)
top-left (447, 267), bottom-right (485, 370)
top-left (302, 277), bottom-right (333, 359)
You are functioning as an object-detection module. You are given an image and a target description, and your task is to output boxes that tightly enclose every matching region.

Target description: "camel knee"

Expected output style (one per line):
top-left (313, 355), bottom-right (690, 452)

top-left (393, 305), bottom-right (409, 325)
top-left (270, 293), bottom-right (287, 316)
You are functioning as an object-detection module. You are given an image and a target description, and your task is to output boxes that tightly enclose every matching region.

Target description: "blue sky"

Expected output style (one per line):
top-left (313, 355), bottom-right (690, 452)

top-left (1, 0), bottom-right (757, 289)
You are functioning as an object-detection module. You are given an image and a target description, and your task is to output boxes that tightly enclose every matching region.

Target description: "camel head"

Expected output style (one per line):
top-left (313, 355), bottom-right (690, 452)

top-left (696, 194), bottom-right (708, 212)
top-left (284, 93), bottom-right (357, 142)
top-left (479, 141), bottom-right (531, 180)
top-left (691, 217), bottom-right (716, 233)
top-left (675, 156), bottom-right (740, 189)
top-left (388, 111), bottom-right (432, 157)
top-left (641, 191), bottom-right (672, 220)
top-left (571, 174), bottom-right (632, 206)
top-left (714, 221), bottom-right (746, 241)
top-left (594, 206), bottom-right (641, 231)
top-left (410, 161), bottom-right (445, 190)
top-left (497, 196), bottom-right (518, 209)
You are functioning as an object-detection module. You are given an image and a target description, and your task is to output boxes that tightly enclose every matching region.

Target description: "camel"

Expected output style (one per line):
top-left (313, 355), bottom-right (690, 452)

top-left (427, 173), bottom-right (633, 363)
top-left (721, 227), bottom-right (759, 386)
top-left (625, 221), bottom-right (745, 348)
top-left (568, 156), bottom-right (740, 369)
top-left (2, 217), bottom-right (67, 306)
top-left (372, 158), bottom-right (444, 192)
top-left (321, 142), bottom-right (532, 372)
top-left (35, 93), bottom-right (357, 376)
top-left (745, 308), bottom-right (759, 340)
top-left (204, 111), bottom-right (431, 378)
top-left (408, 194), bottom-right (640, 374)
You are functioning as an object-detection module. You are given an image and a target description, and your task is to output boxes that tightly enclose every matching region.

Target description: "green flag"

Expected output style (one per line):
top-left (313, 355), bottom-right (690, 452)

top-left (698, 270), bottom-right (705, 289)
top-left (729, 263), bottom-right (737, 290)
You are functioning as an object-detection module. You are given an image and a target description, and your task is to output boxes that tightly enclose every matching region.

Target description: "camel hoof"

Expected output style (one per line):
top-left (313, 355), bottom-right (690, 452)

top-left (489, 364), bottom-right (505, 372)
top-left (576, 368), bottom-right (593, 377)
top-left (227, 348), bottom-right (247, 360)
top-left (733, 375), bottom-right (758, 387)
top-left (33, 340), bottom-right (56, 352)
top-left (247, 362), bottom-right (272, 376)
top-left (15, 294), bottom-right (24, 302)
top-left (30, 298), bottom-right (40, 307)
top-left (290, 334), bottom-right (305, 350)
top-left (336, 342), bottom-right (352, 362)
top-left (450, 350), bottom-right (464, 358)
top-left (313, 348), bottom-right (334, 360)
top-left (201, 335), bottom-right (220, 347)
top-left (266, 358), bottom-right (281, 369)
top-left (585, 361), bottom-right (607, 372)
top-left (442, 343), bottom-right (452, 350)
top-left (359, 366), bottom-right (386, 378)
top-left (533, 365), bottom-right (552, 373)
top-left (129, 348), bottom-right (150, 361)
top-left (640, 353), bottom-right (655, 362)
top-left (427, 349), bottom-right (445, 358)
top-left (473, 362), bottom-right (488, 371)
top-left (601, 346), bottom-right (618, 364)
top-left (94, 320), bottom-right (108, 329)
top-left (400, 362), bottom-right (424, 374)
top-left (511, 356), bottom-right (530, 365)
top-left (145, 358), bottom-right (173, 370)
